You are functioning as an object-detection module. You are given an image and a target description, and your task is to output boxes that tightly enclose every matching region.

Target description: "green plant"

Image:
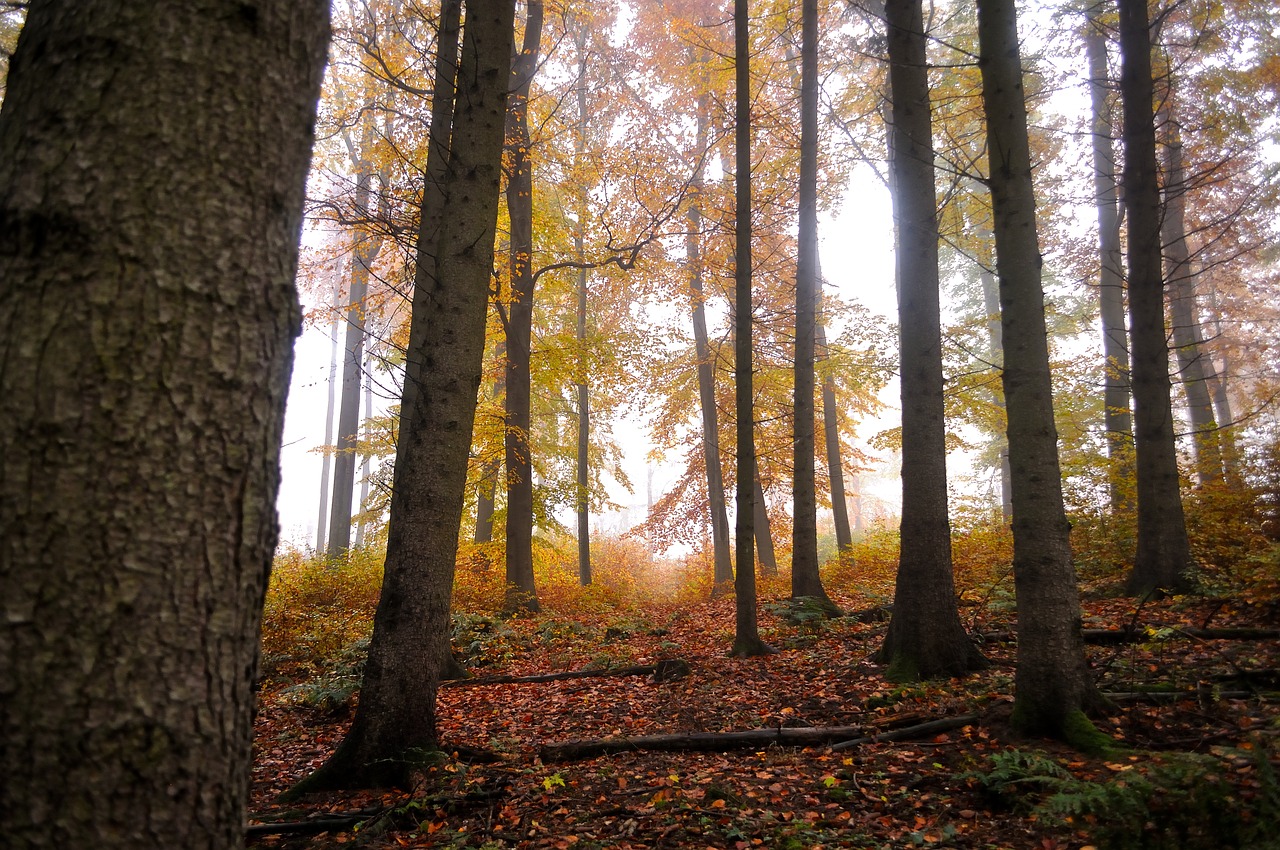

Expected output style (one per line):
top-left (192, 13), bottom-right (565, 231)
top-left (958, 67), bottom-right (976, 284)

top-left (963, 749), bottom-right (1076, 811)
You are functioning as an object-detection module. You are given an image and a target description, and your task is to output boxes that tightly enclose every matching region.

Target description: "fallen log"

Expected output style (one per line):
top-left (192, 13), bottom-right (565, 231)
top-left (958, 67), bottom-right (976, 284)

top-left (975, 627), bottom-right (1280, 646)
top-left (443, 658), bottom-right (690, 688)
top-left (830, 714), bottom-right (980, 751)
top-left (539, 714), bottom-right (981, 763)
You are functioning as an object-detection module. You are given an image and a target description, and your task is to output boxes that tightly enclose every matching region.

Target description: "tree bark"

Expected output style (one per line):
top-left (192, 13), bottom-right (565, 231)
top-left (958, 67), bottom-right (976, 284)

top-left (976, 241), bottom-right (1012, 518)
top-left (753, 465), bottom-right (779, 578)
top-left (573, 25), bottom-right (592, 587)
top-left (503, 0), bottom-right (545, 614)
top-left (1118, 0), bottom-right (1195, 596)
top-left (687, 90), bottom-right (735, 592)
top-left (318, 282), bottom-right (342, 552)
top-left (1160, 116), bottom-right (1222, 485)
top-left (292, 0), bottom-right (515, 791)
top-left (875, 0), bottom-right (986, 680)
top-left (791, 0), bottom-right (834, 609)
top-left (732, 0), bottom-right (771, 657)
top-left (355, 346), bottom-right (375, 548)
top-left (1085, 6), bottom-right (1135, 512)
top-left (975, 0), bottom-right (1104, 739)
top-left (0, 3), bottom-right (328, 847)
top-left (817, 308), bottom-right (854, 555)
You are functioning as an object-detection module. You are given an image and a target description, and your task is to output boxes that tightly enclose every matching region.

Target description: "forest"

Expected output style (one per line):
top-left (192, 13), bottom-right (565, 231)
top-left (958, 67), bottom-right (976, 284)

top-left (0, 0), bottom-right (1277, 848)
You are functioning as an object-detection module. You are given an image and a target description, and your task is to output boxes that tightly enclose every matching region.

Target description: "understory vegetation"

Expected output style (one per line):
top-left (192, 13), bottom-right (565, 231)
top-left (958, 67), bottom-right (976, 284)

top-left (253, 488), bottom-right (1280, 849)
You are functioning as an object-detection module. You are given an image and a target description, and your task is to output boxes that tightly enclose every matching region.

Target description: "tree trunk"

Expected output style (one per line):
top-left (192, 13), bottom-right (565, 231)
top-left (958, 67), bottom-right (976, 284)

top-left (791, 0), bottom-right (834, 609)
top-left (975, 0), bottom-right (1105, 742)
top-left (976, 241), bottom-right (1012, 518)
top-left (502, 0), bottom-right (545, 615)
top-left (875, 0), bottom-right (987, 680)
top-left (474, 339), bottom-right (504, 545)
top-left (817, 309), bottom-right (854, 555)
top-left (1085, 6), bottom-right (1135, 512)
top-left (327, 160), bottom-right (373, 558)
top-left (0, 3), bottom-right (328, 848)
top-left (574, 32), bottom-right (592, 587)
top-left (355, 347), bottom-right (374, 548)
top-left (687, 91), bottom-right (735, 592)
top-left (1160, 116), bottom-right (1222, 485)
top-left (292, 0), bottom-right (515, 791)
top-left (732, 0), bottom-right (772, 658)
top-left (317, 283), bottom-right (342, 553)
top-left (1118, 0), bottom-right (1195, 596)
top-left (753, 465), bottom-right (778, 578)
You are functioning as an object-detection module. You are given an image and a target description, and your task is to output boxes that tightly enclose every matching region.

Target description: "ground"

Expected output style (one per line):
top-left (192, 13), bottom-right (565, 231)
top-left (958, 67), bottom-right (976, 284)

top-left (249, 592), bottom-right (1279, 849)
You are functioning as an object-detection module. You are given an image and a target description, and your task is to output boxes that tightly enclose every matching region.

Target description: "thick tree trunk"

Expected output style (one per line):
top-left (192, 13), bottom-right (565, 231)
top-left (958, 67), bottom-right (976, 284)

top-left (317, 284), bottom-right (342, 552)
top-left (732, 0), bottom-right (771, 657)
top-left (875, 0), bottom-right (986, 680)
top-left (791, 0), bottom-right (834, 609)
top-left (293, 0), bottom-right (515, 791)
top-left (1085, 6), bottom-right (1135, 511)
top-left (1160, 117), bottom-right (1222, 485)
top-left (0, 3), bottom-right (328, 848)
top-left (975, 0), bottom-right (1105, 742)
top-left (502, 0), bottom-right (545, 614)
top-left (687, 92), bottom-right (735, 592)
top-left (1118, 0), bottom-right (1195, 596)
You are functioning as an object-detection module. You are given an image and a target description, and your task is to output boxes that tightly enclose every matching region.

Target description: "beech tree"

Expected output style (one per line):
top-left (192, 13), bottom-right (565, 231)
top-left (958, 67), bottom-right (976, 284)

top-left (975, 0), bottom-right (1106, 743)
top-left (0, 1), bottom-right (328, 847)
top-left (1118, 0), bottom-right (1195, 596)
top-left (294, 0), bottom-right (516, 790)
top-left (874, 0), bottom-right (987, 680)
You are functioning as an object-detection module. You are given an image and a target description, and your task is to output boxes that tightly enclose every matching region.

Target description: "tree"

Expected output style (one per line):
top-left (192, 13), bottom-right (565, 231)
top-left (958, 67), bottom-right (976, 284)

top-left (1118, 0), bottom-right (1195, 596)
top-left (875, 0), bottom-right (987, 680)
top-left (0, 2), bottom-right (329, 847)
top-left (975, 0), bottom-right (1106, 744)
top-left (1084, 2), bottom-right (1134, 510)
top-left (318, 279), bottom-right (342, 552)
top-left (732, 0), bottom-right (772, 658)
top-left (791, 0), bottom-right (836, 612)
top-left (503, 0), bottom-right (545, 614)
top-left (293, 0), bottom-right (516, 790)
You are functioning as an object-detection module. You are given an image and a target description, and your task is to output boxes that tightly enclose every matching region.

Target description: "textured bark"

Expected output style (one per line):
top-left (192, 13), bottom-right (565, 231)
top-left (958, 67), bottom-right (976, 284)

top-left (875, 0), bottom-right (986, 679)
top-left (294, 0), bottom-right (515, 791)
top-left (731, 0), bottom-right (770, 657)
top-left (975, 0), bottom-right (1102, 737)
top-left (1160, 117), bottom-right (1222, 485)
top-left (790, 0), bottom-right (833, 607)
top-left (687, 91), bottom-right (735, 591)
top-left (1118, 0), bottom-right (1195, 596)
top-left (0, 2), bottom-right (328, 848)
top-left (502, 0), bottom-right (545, 614)
top-left (1085, 6), bottom-right (1135, 510)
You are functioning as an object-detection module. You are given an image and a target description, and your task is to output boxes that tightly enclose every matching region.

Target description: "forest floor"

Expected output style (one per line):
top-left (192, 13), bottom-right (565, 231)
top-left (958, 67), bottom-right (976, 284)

top-left (248, 590), bottom-right (1280, 849)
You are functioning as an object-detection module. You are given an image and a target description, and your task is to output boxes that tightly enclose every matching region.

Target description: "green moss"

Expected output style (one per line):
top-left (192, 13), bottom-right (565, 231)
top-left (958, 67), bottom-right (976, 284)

top-left (1061, 709), bottom-right (1114, 756)
top-left (883, 653), bottom-right (920, 683)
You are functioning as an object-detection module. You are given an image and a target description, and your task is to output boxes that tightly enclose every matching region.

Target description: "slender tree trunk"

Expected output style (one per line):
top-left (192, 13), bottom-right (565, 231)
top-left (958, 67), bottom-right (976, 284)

top-left (317, 283), bottom-right (342, 553)
top-left (977, 235), bottom-right (1011, 518)
top-left (732, 0), bottom-right (771, 657)
top-left (1118, 0), bottom-right (1195, 596)
top-left (817, 308), bottom-right (854, 555)
top-left (791, 0), bottom-right (834, 609)
top-left (502, 0), bottom-right (545, 614)
top-left (753, 464), bottom-right (778, 577)
top-left (1202, 274), bottom-right (1241, 481)
top-left (1160, 116), bottom-right (1222, 485)
top-left (976, 0), bottom-right (1106, 743)
top-left (474, 339), bottom-right (504, 545)
top-left (875, 0), bottom-right (986, 680)
top-left (0, 3), bottom-right (328, 847)
top-left (687, 91), bottom-right (735, 592)
top-left (327, 160), bottom-right (374, 559)
top-left (355, 347), bottom-right (374, 548)
top-left (574, 33), bottom-right (592, 587)
top-left (1086, 5), bottom-right (1135, 511)
top-left (293, 0), bottom-right (514, 791)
